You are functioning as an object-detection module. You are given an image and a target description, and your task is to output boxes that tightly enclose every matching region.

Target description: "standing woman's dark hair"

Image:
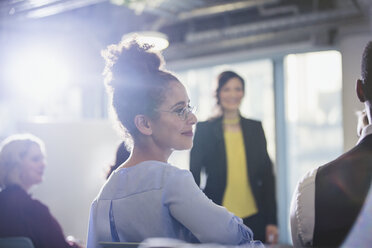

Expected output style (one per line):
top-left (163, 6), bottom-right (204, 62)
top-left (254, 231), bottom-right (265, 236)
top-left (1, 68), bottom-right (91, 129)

top-left (190, 70), bottom-right (278, 244)
top-left (216, 71), bottom-right (245, 106)
top-left (87, 39), bottom-right (255, 247)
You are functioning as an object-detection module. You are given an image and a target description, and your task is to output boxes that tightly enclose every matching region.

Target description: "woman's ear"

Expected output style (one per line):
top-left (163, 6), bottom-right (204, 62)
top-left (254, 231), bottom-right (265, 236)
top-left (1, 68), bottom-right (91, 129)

top-left (134, 115), bottom-right (152, 136)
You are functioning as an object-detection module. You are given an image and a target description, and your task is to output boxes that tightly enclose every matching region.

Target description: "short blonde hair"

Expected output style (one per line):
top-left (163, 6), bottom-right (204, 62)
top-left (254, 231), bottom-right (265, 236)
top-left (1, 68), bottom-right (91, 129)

top-left (0, 134), bottom-right (45, 189)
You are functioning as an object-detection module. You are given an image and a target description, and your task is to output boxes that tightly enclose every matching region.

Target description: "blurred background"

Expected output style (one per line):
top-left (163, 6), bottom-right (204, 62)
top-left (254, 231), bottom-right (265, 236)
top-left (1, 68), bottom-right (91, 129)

top-left (0, 0), bottom-right (371, 245)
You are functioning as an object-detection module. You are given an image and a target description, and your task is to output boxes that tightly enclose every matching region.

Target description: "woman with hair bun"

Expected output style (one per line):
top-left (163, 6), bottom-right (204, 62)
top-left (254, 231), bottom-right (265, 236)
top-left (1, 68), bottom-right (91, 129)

top-left (87, 39), bottom-right (256, 247)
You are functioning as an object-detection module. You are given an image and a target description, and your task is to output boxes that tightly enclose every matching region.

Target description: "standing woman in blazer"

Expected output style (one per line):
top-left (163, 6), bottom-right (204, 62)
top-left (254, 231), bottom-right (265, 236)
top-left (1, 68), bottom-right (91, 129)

top-left (190, 71), bottom-right (278, 244)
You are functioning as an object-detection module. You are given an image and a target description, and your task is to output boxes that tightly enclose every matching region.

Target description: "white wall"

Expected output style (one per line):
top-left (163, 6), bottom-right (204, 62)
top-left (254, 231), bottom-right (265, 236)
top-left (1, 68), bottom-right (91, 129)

top-left (18, 121), bottom-right (122, 244)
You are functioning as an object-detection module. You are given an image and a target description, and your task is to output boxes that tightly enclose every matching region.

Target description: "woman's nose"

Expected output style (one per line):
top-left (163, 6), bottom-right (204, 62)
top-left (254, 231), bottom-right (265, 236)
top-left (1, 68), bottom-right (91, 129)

top-left (187, 112), bottom-right (197, 125)
top-left (40, 160), bottom-right (46, 169)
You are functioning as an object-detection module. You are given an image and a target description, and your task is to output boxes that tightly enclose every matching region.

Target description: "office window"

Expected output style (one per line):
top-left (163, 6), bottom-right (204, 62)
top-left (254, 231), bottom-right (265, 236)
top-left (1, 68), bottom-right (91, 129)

top-left (284, 50), bottom-right (343, 196)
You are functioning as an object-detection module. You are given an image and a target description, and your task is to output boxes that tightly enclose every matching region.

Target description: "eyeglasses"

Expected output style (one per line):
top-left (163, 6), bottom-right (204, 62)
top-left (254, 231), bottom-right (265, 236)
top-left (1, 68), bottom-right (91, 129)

top-left (157, 105), bottom-right (196, 121)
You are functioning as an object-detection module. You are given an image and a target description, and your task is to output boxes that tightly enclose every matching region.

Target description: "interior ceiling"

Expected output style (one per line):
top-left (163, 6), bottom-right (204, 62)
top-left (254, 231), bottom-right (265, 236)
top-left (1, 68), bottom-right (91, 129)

top-left (1, 0), bottom-right (371, 61)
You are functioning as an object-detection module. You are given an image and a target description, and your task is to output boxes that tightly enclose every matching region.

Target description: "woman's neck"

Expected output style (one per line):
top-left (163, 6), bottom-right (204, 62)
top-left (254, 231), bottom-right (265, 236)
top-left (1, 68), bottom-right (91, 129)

top-left (222, 110), bottom-right (241, 131)
top-left (18, 182), bottom-right (32, 192)
top-left (223, 110), bottom-right (240, 120)
top-left (121, 141), bottom-right (171, 168)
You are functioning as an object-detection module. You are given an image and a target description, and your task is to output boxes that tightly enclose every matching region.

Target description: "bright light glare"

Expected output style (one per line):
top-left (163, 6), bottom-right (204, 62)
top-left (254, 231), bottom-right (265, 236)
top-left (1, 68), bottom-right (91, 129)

top-left (122, 31), bottom-right (169, 51)
top-left (8, 49), bottom-right (71, 105)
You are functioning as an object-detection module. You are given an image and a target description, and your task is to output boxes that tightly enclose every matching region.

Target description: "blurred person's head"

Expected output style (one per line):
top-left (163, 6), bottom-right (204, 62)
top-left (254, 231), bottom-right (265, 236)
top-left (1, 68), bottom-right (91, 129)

top-left (102, 39), bottom-right (197, 153)
top-left (361, 41), bottom-right (372, 88)
top-left (0, 134), bottom-right (46, 191)
top-left (215, 71), bottom-right (245, 114)
top-left (357, 41), bottom-right (372, 122)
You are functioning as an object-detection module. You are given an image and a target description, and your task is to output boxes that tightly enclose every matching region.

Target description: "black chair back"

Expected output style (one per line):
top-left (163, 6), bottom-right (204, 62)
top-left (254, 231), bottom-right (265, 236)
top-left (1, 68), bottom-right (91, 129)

top-left (0, 237), bottom-right (35, 248)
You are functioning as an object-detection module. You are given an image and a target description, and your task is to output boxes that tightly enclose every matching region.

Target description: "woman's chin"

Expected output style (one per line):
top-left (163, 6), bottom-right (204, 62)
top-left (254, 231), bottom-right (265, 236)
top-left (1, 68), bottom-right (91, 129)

top-left (33, 177), bottom-right (43, 186)
top-left (174, 143), bottom-right (193, 151)
top-left (222, 106), bottom-right (240, 112)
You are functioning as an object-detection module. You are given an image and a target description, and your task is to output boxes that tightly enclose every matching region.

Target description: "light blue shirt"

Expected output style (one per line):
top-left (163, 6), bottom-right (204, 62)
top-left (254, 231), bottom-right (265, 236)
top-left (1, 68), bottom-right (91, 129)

top-left (87, 161), bottom-right (253, 248)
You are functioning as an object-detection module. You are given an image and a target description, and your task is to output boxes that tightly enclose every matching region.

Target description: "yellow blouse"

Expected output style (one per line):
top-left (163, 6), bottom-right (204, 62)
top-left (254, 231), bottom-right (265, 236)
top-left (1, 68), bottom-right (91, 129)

top-left (222, 130), bottom-right (258, 218)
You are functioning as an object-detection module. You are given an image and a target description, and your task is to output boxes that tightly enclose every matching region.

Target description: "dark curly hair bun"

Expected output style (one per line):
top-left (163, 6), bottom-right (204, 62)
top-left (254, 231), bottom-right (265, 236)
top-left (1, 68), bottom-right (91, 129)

top-left (103, 40), bottom-right (165, 88)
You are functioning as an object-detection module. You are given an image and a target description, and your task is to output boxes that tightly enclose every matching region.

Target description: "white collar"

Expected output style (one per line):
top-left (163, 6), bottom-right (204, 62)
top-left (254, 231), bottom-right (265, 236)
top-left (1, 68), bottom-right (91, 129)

top-left (357, 124), bottom-right (372, 144)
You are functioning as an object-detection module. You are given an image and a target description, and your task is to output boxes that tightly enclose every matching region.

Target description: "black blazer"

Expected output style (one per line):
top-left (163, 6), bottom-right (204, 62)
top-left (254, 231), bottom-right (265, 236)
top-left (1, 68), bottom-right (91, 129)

top-left (190, 116), bottom-right (277, 225)
top-left (313, 134), bottom-right (372, 247)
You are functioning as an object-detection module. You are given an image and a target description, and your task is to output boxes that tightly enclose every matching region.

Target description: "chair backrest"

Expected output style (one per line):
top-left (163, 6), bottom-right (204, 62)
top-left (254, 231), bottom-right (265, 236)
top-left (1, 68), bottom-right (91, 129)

top-left (0, 237), bottom-right (35, 248)
top-left (99, 241), bottom-right (140, 248)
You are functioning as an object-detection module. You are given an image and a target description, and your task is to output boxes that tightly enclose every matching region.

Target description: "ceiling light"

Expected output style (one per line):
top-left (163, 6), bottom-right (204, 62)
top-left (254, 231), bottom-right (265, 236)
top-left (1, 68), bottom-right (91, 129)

top-left (122, 31), bottom-right (169, 51)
